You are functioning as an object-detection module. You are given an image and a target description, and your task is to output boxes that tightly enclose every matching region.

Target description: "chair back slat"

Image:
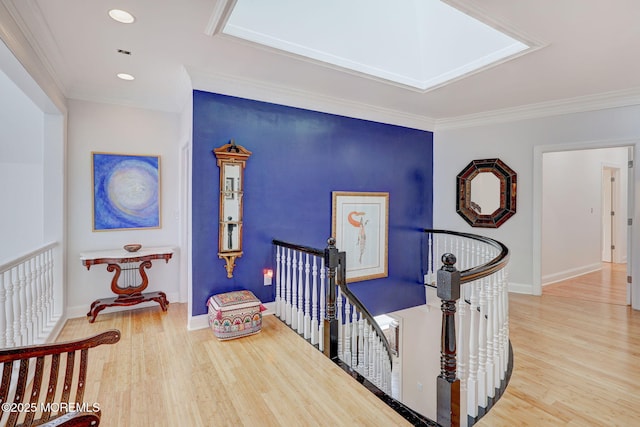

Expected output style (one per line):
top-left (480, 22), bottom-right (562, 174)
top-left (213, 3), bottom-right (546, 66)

top-left (6, 360), bottom-right (30, 426)
top-left (23, 356), bottom-right (45, 425)
top-left (60, 351), bottom-right (76, 415)
top-left (0, 361), bottom-right (13, 419)
top-left (0, 329), bottom-right (120, 427)
top-left (41, 352), bottom-right (61, 422)
top-left (76, 348), bottom-right (89, 404)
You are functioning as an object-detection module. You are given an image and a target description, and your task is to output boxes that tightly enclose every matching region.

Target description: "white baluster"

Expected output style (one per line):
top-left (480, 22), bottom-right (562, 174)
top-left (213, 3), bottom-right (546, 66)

top-left (494, 270), bottom-right (505, 386)
top-left (485, 272), bottom-right (495, 399)
top-left (357, 312), bottom-right (365, 374)
top-left (351, 306), bottom-right (358, 368)
top-left (297, 253), bottom-right (304, 334)
top-left (319, 257), bottom-right (325, 353)
top-left (4, 270), bottom-right (15, 347)
top-left (477, 276), bottom-right (488, 409)
top-left (34, 253), bottom-right (44, 340)
top-left (363, 322), bottom-right (370, 377)
top-left (291, 251), bottom-right (298, 330)
top-left (343, 298), bottom-right (351, 367)
top-left (285, 249), bottom-right (292, 325)
top-left (280, 247), bottom-right (287, 320)
top-left (337, 287), bottom-right (343, 358)
top-left (457, 284), bottom-right (469, 399)
top-left (492, 273), bottom-right (501, 390)
top-left (24, 259), bottom-right (34, 345)
top-left (427, 232), bottom-right (433, 285)
top-left (275, 246), bottom-right (281, 318)
top-left (501, 268), bottom-right (510, 376)
top-left (0, 273), bottom-right (6, 348)
top-left (311, 256), bottom-right (318, 345)
top-left (368, 323), bottom-right (375, 381)
top-left (18, 263), bottom-right (29, 344)
top-left (303, 254), bottom-right (311, 339)
top-left (44, 249), bottom-right (53, 326)
top-left (374, 336), bottom-right (381, 387)
top-left (467, 279), bottom-right (480, 418)
top-left (12, 267), bottom-right (22, 346)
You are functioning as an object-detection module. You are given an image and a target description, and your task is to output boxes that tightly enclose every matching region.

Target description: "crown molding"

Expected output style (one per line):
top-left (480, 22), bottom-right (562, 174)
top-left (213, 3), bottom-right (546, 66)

top-left (204, 0), bottom-right (236, 36)
top-left (0, 0), bottom-right (65, 113)
top-left (188, 67), bottom-right (436, 131)
top-left (434, 87), bottom-right (640, 131)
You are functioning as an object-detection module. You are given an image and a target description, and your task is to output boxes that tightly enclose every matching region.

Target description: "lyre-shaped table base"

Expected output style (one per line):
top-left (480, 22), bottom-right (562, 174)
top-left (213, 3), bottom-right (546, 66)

top-left (80, 247), bottom-right (173, 323)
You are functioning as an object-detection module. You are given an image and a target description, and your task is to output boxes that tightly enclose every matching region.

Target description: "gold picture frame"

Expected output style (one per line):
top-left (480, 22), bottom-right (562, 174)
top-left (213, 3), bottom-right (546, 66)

top-left (331, 191), bottom-right (389, 283)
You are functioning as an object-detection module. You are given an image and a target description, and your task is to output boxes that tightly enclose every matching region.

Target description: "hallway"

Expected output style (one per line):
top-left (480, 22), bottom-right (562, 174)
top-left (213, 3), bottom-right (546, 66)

top-left (477, 287), bottom-right (640, 426)
top-left (542, 262), bottom-right (627, 306)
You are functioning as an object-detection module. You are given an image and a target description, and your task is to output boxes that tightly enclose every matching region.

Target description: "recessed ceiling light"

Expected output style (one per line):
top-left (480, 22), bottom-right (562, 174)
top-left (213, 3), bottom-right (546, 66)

top-left (117, 73), bottom-right (135, 81)
top-left (108, 9), bottom-right (135, 24)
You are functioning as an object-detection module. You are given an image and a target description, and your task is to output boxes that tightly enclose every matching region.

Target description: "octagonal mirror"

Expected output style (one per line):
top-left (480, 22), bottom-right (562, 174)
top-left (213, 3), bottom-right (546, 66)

top-left (456, 158), bottom-right (516, 228)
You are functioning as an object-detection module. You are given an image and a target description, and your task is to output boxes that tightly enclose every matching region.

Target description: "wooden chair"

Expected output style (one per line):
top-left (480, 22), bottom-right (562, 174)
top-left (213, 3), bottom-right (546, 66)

top-left (0, 330), bottom-right (120, 427)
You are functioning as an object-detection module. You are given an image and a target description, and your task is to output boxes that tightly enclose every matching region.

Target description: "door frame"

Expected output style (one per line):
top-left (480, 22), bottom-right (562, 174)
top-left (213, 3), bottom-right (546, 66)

top-left (533, 138), bottom-right (637, 308)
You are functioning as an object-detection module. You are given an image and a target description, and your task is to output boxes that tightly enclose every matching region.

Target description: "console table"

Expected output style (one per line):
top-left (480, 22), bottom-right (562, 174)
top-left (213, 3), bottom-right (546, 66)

top-left (80, 246), bottom-right (174, 323)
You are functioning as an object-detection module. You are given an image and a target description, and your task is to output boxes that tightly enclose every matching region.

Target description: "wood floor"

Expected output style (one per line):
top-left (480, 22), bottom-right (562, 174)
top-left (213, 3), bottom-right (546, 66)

top-left (57, 264), bottom-right (640, 426)
top-left (477, 263), bottom-right (640, 426)
top-left (542, 262), bottom-right (627, 305)
top-left (57, 305), bottom-right (410, 427)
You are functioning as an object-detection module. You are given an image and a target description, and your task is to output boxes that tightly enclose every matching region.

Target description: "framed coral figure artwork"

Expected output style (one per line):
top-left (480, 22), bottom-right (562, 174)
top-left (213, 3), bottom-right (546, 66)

top-left (92, 152), bottom-right (161, 231)
top-left (332, 191), bottom-right (389, 283)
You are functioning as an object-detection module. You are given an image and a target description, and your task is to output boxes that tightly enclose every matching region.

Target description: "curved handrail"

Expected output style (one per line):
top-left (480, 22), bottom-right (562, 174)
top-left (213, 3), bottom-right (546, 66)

top-left (272, 239), bottom-right (394, 370)
top-left (335, 252), bottom-right (394, 366)
top-left (423, 229), bottom-right (510, 283)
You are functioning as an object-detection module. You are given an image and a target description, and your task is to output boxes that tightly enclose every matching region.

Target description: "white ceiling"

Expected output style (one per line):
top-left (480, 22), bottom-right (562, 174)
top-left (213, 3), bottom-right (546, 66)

top-left (224, 0), bottom-right (529, 90)
top-left (3, 0), bottom-right (640, 130)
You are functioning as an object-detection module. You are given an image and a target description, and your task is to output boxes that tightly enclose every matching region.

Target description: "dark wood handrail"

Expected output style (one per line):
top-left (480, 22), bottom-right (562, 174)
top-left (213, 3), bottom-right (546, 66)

top-left (272, 239), bottom-right (393, 368)
top-left (335, 250), bottom-right (394, 367)
top-left (272, 239), bottom-right (324, 257)
top-left (423, 229), bottom-right (510, 284)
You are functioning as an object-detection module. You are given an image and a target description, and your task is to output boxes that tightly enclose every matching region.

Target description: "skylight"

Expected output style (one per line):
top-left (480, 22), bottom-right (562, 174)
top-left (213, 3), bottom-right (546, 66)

top-left (224, 0), bottom-right (529, 90)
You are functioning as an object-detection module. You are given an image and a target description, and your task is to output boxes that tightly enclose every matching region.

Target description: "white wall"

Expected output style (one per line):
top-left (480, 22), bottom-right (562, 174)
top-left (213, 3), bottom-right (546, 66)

top-left (542, 147), bottom-right (628, 284)
top-left (389, 292), bottom-right (441, 420)
top-left (66, 100), bottom-right (183, 317)
top-left (0, 69), bottom-right (44, 262)
top-left (434, 105), bottom-right (640, 309)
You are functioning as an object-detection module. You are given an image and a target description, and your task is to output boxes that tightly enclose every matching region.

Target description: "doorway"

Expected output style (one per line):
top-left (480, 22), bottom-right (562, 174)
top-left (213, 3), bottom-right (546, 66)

top-left (540, 147), bottom-right (630, 306)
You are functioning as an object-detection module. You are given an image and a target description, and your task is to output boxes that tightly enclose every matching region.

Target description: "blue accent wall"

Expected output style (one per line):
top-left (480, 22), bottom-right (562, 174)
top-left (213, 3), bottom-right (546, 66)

top-left (192, 91), bottom-right (433, 316)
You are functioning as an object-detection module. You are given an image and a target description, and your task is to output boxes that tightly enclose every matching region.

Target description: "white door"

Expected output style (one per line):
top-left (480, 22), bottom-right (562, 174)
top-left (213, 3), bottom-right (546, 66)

top-left (627, 148), bottom-right (634, 305)
top-left (602, 167), bottom-right (614, 262)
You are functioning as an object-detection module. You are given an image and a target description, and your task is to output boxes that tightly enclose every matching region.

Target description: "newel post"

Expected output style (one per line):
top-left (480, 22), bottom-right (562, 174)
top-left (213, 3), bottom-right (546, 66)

top-left (323, 237), bottom-right (339, 360)
top-left (437, 253), bottom-right (461, 427)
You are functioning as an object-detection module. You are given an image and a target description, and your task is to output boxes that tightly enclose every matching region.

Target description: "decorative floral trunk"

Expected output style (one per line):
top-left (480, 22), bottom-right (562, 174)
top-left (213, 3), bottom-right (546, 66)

top-left (207, 290), bottom-right (266, 340)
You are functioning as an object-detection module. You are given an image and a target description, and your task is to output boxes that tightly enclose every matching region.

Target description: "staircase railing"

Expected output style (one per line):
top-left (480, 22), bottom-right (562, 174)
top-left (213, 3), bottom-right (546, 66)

top-left (272, 238), bottom-right (394, 394)
top-left (424, 229), bottom-right (511, 427)
top-left (273, 230), bottom-right (511, 427)
top-left (0, 242), bottom-right (61, 348)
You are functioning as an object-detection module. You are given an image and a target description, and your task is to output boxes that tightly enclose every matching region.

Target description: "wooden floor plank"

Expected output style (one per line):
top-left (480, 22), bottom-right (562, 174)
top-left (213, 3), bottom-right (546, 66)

top-left (56, 263), bottom-right (640, 426)
top-left (477, 288), bottom-right (640, 426)
top-left (543, 262), bottom-right (627, 305)
top-left (58, 305), bottom-right (410, 426)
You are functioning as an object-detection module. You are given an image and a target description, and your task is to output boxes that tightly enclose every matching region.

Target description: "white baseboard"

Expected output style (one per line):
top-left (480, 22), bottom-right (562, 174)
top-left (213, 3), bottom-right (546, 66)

top-left (66, 291), bottom-right (181, 320)
top-left (44, 315), bottom-right (67, 343)
top-left (187, 313), bottom-right (209, 331)
top-left (508, 282), bottom-right (534, 295)
top-left (187, 301), bottom-right (277, 331)
top-left (542, 262), bottom-right (602, 286)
